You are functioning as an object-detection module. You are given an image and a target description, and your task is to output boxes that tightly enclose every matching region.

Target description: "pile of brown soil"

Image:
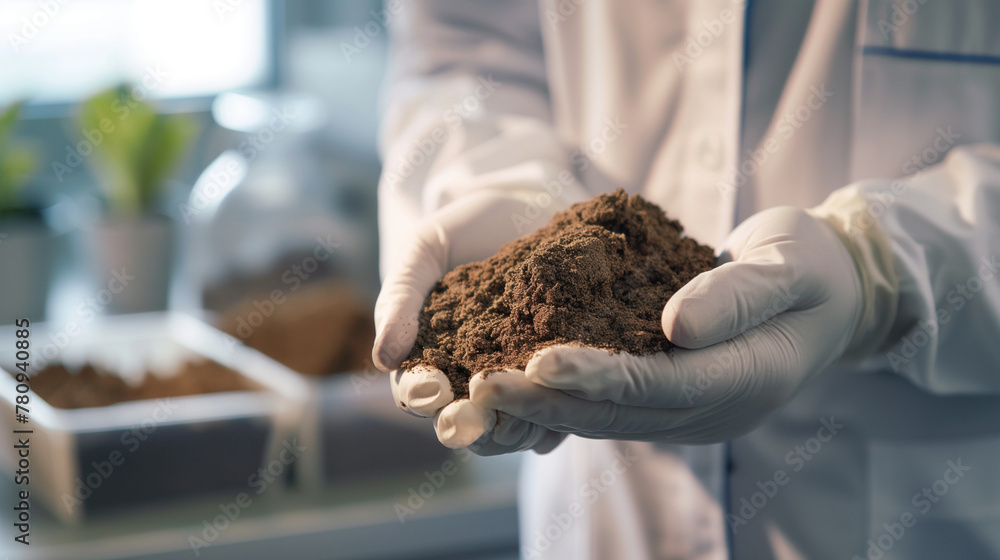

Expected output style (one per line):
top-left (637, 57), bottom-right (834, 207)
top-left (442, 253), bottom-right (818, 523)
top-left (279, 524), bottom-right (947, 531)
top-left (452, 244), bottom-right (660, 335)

top-left (402, 190), bottom-right (715, 398)
top-left (217, 281), bottom-right (375, 376)
top-left (26, 360), bottom-right (255, 409)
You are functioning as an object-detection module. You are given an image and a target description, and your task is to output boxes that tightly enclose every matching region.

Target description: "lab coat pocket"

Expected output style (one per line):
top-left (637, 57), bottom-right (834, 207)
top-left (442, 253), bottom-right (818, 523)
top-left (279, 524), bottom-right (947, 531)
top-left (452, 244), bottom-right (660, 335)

top-left (864, 435), bottom-right (1000, 559)
top-left (850, 0), bottom-right (1000, 180)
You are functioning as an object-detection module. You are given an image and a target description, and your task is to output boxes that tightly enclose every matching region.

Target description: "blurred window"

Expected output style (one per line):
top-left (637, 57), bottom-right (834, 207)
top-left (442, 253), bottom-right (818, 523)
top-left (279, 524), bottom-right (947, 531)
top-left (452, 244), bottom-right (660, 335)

top-left (0, 0), bottom-right (273, 106)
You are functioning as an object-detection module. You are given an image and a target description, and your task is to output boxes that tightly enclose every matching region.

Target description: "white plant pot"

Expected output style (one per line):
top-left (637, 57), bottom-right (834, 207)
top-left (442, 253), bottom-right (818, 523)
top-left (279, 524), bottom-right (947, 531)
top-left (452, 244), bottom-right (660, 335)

top-left (87, 215), bottom-right (175, 315)
top-left (0, 218), bottom-right (60, 325)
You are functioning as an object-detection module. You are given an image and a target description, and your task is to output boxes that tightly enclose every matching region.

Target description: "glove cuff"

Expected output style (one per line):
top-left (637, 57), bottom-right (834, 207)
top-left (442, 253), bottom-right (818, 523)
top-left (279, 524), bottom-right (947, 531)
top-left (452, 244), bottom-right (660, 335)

top-left (807, 186), bottom-right (900, 360)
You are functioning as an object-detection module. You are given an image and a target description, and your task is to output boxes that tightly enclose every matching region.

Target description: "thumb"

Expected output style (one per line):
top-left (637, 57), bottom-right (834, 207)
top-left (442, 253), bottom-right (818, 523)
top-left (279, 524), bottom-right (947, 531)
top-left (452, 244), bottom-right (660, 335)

top-left (663, 208), bottom-right (815, 349)
top-left (662, 260), bottom-right (799, 349)
top-left (372, 224), bottom-right (448, 371)
top-left (662, 206), bottom-right (839, 348)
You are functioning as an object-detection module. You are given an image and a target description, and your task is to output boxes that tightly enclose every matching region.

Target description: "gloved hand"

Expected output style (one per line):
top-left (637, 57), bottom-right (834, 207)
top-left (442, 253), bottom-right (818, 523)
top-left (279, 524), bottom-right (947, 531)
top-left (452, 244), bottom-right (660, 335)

top-left (466, 203), bottom-right (895, 444)
top-left (373, 188), bottom-right (575, 451)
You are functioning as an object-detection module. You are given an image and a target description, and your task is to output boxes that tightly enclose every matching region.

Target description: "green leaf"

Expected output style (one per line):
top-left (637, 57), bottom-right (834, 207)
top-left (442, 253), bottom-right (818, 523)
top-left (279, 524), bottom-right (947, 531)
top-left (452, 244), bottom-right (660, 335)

top-left (135, 113), bottom-right (198, 210)
top-left (78, 85), bottom-right (197, 214)
top-left (0, 101), bottom-right (26, 150)
top-left (0, 101), bottom-right (38, 214)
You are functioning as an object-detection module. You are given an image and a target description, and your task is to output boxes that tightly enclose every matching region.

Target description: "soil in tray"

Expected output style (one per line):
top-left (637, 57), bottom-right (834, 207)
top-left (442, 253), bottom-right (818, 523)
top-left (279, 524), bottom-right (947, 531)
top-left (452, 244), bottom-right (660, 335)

top-left (402, 189), bottom-right (716, 398)
top-left (22, 360), bottom-right (256, 409)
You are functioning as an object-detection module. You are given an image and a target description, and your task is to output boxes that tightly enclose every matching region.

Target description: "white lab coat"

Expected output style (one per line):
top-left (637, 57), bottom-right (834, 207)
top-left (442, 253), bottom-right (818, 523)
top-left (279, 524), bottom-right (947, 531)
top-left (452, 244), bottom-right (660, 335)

top-left (377, 1), bottom-right (1000, 558)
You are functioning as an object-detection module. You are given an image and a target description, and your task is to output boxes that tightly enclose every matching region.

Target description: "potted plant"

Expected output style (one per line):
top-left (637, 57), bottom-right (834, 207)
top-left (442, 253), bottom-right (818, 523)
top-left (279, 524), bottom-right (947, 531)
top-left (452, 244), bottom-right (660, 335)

top-left (0, 101), bottom-right (55, 324)
top-left (77, 85), bottom-right (198, 314)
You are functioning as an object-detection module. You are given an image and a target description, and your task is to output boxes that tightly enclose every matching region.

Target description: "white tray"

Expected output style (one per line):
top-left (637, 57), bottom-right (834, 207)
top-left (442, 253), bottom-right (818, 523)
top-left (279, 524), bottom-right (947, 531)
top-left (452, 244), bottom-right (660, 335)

top-left (0, 312), bottom-right (310, 524)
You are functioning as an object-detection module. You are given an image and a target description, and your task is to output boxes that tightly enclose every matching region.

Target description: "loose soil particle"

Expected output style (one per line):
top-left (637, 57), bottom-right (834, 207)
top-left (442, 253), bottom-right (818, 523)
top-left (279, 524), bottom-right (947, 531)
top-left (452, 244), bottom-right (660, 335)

top-left (402, 189), bottom-right (716, 398)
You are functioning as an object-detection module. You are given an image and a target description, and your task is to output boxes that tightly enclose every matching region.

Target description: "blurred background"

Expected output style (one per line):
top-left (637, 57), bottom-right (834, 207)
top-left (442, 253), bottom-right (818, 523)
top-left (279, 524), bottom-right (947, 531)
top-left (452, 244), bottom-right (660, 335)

top-left (0, 1), bottom-right (519, 559)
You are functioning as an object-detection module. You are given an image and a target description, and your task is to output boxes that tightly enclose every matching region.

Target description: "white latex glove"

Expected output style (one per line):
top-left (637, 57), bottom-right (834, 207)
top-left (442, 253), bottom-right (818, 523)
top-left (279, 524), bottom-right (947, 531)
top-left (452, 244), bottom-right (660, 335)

top-left (373, 189), bottom-right (574, 450)
top-left (467, 205), bottom-right (892, 443)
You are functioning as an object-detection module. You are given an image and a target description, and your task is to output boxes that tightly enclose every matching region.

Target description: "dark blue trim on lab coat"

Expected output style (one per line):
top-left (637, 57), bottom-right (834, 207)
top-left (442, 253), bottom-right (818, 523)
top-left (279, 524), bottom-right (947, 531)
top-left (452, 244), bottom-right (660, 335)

top-left (862, 45), bottom-right (1000, 66)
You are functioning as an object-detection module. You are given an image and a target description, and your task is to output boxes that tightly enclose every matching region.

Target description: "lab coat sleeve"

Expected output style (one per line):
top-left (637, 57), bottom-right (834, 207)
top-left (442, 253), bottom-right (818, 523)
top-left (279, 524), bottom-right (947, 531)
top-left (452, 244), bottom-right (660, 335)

top-left (376, 0), bottom-right (589, 276)
top-left (814, 143), bottom-right (1000, 394)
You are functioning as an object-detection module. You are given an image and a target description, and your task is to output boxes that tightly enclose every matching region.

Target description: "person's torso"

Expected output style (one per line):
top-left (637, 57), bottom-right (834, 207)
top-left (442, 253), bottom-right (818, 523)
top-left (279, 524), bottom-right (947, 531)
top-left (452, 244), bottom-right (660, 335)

top-left (524, 0), bottom-right (1000, 558)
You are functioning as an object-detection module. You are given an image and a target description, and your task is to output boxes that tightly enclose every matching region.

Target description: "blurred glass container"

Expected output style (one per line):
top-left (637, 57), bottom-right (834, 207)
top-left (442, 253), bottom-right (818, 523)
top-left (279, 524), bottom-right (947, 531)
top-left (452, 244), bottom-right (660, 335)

top-left (181, 91), bottom-right (380, 314)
